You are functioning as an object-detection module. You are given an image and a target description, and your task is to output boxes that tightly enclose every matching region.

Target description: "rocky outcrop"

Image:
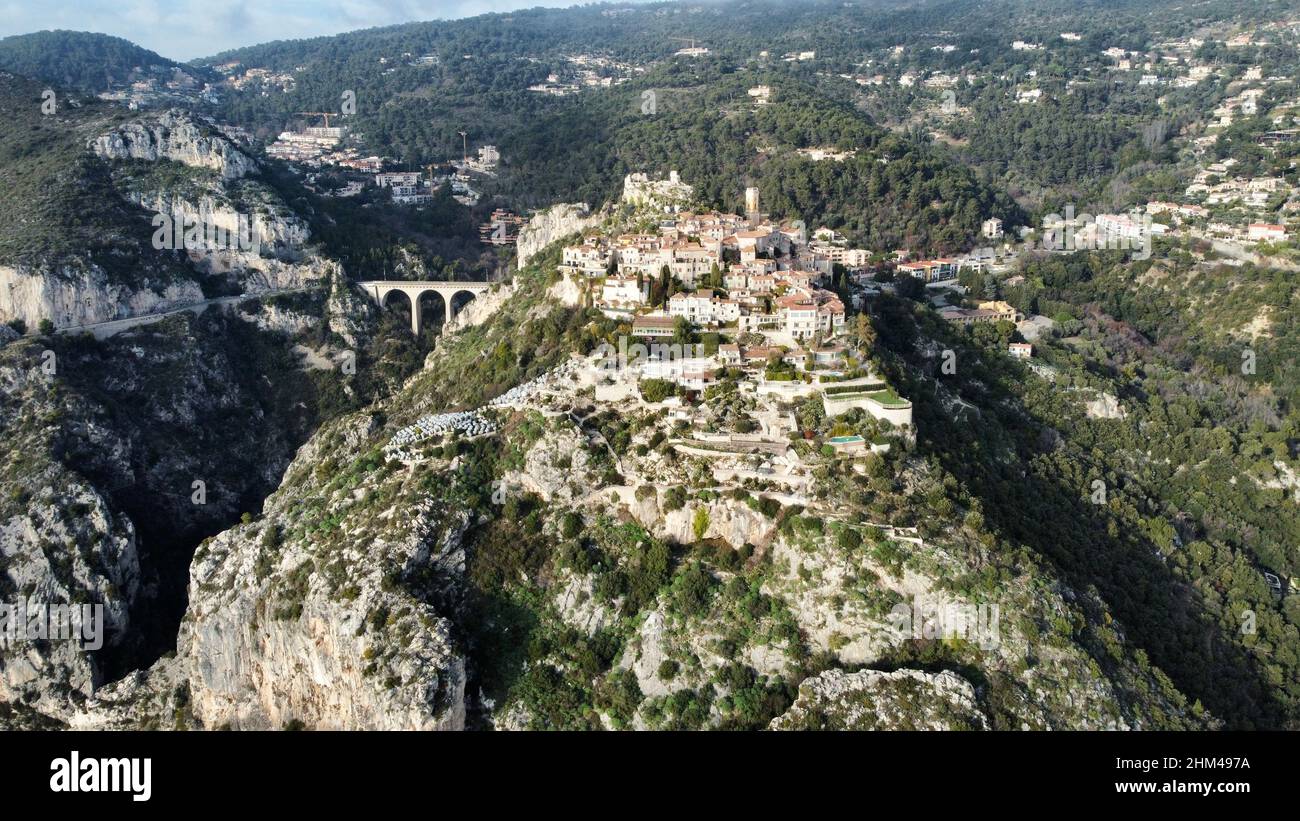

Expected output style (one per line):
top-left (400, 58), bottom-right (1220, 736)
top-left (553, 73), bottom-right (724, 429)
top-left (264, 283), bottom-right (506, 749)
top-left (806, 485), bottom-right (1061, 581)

top-left (326, 271), bottom-right (375, 350)
top-left (546, 272), bottom-right (584, 308)
top-left (621, 609), bottom-right (673, 699)
top-left (446, 282), bottom-right (514, 333)
top-left (552, 571), bottom-right (615, 636)
top-left (74, 412), bottom-right (470, 730)
top-left (770, 668), bottom-right (991, 730)
top-left (661, 497), bottom-right (774, 549)
top-left (0, 261), bottom-right (203, 331)
top-left (177, 539), bottom-right (465, 730)
top-left (133, 189), bottom-right (310, 263)
top-left (516, 203), bottom-right (602, 268)
top-left (505, 427), bottom-right (595, 504)
top-left (0, 356), bottom-right (142, 718)
top-left (89, 110), bottom-right (258, 180)
top-left (1084, 391), bottom-right (1126, 419)
top-left (235, 300), bottom-right (317, 337)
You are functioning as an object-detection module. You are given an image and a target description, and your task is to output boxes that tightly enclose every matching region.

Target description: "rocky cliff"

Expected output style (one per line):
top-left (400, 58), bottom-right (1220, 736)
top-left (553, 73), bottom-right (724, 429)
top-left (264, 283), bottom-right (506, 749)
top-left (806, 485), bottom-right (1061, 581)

top-left (0, 350), bottom-right (141, 717)
top-left (0, 103), bottom-right (320, 331)
top-left (0, 261), bottom-right (203, 330)
top-left (770, 669), bottom-right (990, 730)
top-left (515, 203), bottom-right (602, 269)
top-left (172, 411), bottom-right (466, 729)
top-left (74, 410), bottom-right (469, 730)
top-left (89, 110), bottom-right (258, 181)
top-left (0, 293), bottom-right (367, 725)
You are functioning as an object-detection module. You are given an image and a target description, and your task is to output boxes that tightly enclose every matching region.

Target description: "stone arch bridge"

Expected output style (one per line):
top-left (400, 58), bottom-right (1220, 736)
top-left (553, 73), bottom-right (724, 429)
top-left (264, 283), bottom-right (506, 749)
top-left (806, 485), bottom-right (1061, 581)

top-left (358, 280), bottom-right (493, 335)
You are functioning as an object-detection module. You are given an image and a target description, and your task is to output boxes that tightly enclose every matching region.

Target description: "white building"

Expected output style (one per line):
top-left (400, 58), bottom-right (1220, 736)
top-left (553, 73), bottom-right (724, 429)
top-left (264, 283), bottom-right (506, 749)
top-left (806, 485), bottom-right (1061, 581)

top-left (600, 275), bottom-right (646, 308)
top-left (561, 242), bottom-right (610, 276)
top-left (375, 171), bottom-right (421, 187)
top-left (1247, 223), bottom-right (1288, 242)
top-left (668, 290), bottom-right (741, 325)
top-left (775, 289), bottom-right (846, 339)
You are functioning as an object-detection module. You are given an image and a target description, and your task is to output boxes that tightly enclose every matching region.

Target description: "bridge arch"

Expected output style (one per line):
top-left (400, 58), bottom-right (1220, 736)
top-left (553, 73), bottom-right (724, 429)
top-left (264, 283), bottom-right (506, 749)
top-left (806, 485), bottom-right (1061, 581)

top-left (378, 288), bottom-right (417, 334)
top-left (359, 280), bottom-right (493, 336)
top-left (441, 288), bottom-right (480, 326)
top-left (415, 289), bottom-right (450, 336)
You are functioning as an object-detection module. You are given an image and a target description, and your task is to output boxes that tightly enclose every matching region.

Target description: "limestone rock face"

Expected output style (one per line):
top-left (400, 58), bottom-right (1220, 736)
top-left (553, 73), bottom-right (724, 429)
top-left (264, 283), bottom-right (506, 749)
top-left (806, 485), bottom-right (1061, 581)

top-left (552, 571), bottom-right (615, 636)
top-left (177, 550), bottom-right (465, 730)
top-left (516, 203), bottom-right (602, 268)
top-left (326, 271), bottom-right (376, 350)
top-left (1085, 391), bottom-right (1126, 419)
top-left (622, 609), bottom-right (673, 698)
top-left (446, 282), bottom-right (514, 333)
top-left (546, 273), bottom-right (584, 308)
top-left (75, 414), bottom-right (469, 731)
top-left (660, 497), bottom-right (774, 549)
top-left (89, 110), bottom-right (258, 180)
top-left (157, 414), bottom-right (469, 730)
top-left (1, 109), bottom-right (315, 332)
top-left (0, 360), bottom-right (142, 717)
top-left (770, 668), bottom-right (991, 730)
top-left (132, 189), bottom-right (310, 263)
top-left (0, 303), bottom-right (374, 728)
top-left (507, 427), bottom-right (595, 504)
top-left (0, 262), bottom-right (204, 330)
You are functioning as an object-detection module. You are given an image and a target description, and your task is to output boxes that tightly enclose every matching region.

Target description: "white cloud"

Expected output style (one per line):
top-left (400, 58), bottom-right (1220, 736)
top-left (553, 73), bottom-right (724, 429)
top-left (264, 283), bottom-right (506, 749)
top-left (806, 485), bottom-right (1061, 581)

top-left (0, 0), bottom-right (591, 60)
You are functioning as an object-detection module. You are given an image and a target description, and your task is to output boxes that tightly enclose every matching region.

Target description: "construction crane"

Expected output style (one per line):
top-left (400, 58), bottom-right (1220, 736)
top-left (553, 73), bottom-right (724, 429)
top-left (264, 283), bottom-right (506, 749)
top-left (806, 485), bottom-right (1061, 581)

top-left (295, 111), bottom-right (337, 127)
top-left (670, 37), bottom-right (700, 50)
top-left (457, 131), bottom-right (468, 164)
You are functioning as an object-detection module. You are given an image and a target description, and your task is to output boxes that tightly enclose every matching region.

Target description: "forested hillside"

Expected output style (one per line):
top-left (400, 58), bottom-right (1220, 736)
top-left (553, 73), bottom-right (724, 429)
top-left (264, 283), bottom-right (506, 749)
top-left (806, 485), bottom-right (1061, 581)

top-left (0, 30), bottom-right (183, 92)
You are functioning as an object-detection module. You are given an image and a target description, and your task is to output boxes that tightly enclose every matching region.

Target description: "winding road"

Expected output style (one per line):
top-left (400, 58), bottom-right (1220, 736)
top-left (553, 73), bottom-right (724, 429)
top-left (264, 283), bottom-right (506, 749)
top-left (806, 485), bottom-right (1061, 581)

top-left (48, 286), bottom-right (320, 340)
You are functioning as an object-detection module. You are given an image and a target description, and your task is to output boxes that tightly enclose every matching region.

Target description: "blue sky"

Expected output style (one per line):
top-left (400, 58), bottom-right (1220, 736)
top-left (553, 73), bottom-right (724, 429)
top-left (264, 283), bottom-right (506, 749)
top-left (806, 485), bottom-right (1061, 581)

top-left (0, 1), bottom-right (595, 61)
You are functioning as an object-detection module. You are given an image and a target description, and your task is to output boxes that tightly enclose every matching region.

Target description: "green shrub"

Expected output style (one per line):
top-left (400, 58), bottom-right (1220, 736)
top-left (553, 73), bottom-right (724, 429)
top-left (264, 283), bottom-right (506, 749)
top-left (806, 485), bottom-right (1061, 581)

top-left (663, 486), bottom-right (687, 512)
top-left (836, 527), bottom-right (862, 550)
top-left (639, 378), bottom-right (676, 403)
top-left (560, 511), bottom-right (584, 539)
top-left (692, 507), bottom-right (710, 541)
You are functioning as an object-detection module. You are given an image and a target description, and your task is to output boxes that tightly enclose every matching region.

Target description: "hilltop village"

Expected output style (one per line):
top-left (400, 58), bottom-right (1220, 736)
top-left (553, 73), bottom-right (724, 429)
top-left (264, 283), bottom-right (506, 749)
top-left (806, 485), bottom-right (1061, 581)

top-left (546, 171), bottom-right (915, 458)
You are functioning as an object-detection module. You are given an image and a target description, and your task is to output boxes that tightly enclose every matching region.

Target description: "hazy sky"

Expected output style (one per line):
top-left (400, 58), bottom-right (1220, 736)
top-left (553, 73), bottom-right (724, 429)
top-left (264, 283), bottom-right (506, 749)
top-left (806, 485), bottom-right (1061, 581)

top-left (0, 1), bottom-right (595, 61)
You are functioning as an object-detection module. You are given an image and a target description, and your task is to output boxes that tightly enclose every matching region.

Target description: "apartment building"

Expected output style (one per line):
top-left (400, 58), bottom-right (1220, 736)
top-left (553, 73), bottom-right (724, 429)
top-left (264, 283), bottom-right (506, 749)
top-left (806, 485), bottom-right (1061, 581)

top-left (897, 258), bottom-right (958, 282)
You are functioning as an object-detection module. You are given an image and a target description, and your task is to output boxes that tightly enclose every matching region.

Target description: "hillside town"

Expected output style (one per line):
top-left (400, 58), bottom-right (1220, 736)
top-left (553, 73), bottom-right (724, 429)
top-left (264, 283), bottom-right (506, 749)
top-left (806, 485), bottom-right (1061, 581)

top-left (899, 29), bottom-right (1300, 258)
top-left (546, 172), bottom-right (913, 437)
top-left (557, 171), bottom-right (1050, 383)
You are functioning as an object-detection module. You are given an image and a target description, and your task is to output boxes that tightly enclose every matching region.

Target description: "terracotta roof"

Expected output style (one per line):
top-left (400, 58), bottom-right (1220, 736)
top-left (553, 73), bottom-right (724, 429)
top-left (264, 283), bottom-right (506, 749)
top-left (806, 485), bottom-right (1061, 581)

top-left (633, 315), bottom-right (676, 328)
